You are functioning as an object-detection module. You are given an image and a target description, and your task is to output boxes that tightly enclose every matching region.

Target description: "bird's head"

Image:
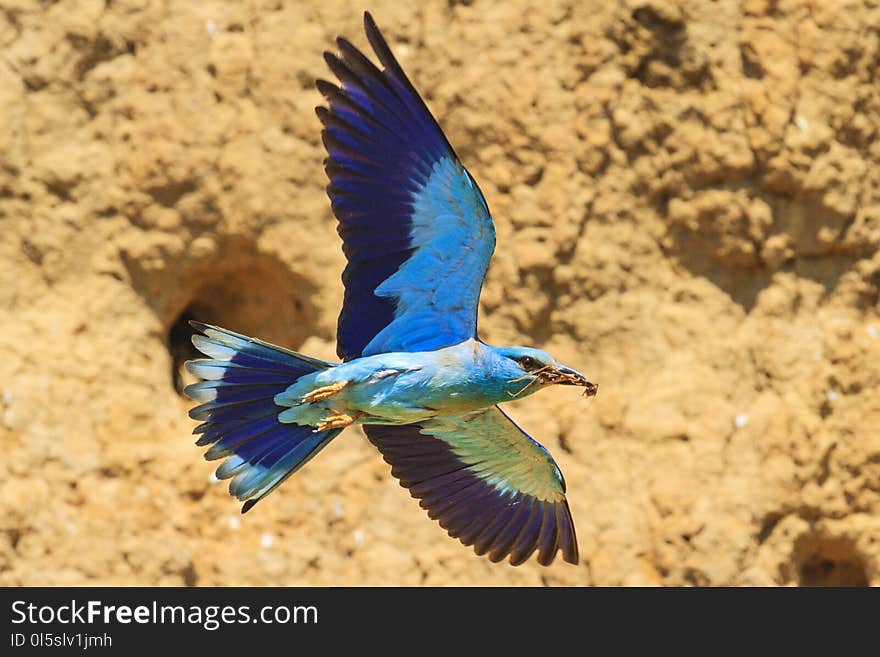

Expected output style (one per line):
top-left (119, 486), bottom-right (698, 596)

top-left (494, 346), bottom-right (598, 398)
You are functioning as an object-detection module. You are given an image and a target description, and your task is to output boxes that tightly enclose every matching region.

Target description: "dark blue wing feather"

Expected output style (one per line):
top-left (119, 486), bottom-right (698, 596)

top-left (363, 407), bottom-right (578, 567)
top-left (318, 12), bottom-right (496, 361)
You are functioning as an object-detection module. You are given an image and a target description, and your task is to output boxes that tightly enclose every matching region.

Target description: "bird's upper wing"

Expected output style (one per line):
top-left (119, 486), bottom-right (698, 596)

top-left (318, 12), bottom-right (496, 361)
top-left (363, 406), bottom-right (578, 566)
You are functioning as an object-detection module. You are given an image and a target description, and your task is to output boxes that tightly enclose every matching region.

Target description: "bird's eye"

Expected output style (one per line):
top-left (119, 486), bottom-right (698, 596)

top-left (519, 356), bottom-right (539, 371)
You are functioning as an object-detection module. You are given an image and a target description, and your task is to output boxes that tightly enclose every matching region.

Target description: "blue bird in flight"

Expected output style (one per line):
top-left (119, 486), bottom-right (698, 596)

top-left (184, 12), bottom-right (597, 566)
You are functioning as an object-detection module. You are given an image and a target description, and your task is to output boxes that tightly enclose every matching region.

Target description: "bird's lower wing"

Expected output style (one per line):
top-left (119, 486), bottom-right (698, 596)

top-left (363, 407), bottom-right (578, 567)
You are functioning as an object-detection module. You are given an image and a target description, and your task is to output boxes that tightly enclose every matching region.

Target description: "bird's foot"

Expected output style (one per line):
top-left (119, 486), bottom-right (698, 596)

top-left (314, 410), bottom-right (363, 432)
top-left (301, 380), bottom-right (349, 404)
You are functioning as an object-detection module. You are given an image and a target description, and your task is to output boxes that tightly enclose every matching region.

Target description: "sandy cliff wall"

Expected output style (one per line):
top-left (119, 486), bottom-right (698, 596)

top-left (1, 0), bottom-right (879, 585)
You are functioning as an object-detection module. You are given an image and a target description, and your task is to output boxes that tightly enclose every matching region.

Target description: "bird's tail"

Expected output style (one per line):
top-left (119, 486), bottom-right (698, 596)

top-left (184, 321), bottom-right (342, 513)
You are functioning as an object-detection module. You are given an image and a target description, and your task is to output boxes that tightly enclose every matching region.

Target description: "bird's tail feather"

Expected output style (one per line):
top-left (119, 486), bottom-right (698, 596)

top-left (184, 321), bottom-right (342, 513)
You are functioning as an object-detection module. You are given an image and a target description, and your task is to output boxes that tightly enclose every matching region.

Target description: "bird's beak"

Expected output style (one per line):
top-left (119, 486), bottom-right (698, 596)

top-left (538, 365), bottom-right (598, 397)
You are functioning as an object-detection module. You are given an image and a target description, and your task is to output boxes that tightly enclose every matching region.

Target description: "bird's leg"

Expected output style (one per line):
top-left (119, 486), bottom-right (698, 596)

top-left (314, 409), bottom-right (364, 432)
top-left (301, 380), bottom-right (349, 404)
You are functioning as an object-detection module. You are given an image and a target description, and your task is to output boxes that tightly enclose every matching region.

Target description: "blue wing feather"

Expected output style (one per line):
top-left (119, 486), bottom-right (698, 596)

top-left (363, 407), bottom-right (578, 567)
top-left (318, 12), bottom-right (495, 360)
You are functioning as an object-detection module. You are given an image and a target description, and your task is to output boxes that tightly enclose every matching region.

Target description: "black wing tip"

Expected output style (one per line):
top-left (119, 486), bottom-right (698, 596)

top-left (362, 12), bottom-right (388, 60)
top-left (464, 490), bottom-right (577, 567)
top-left (315, 77), bottom-right (335, 94)
top-left (536, 553), bottom-right (554, 567)
top-left (323, 50), bottom-right (342, 71)
top-left (336, 35), bottom-right (357, 53)
top-left (560, 499), bottom-right (580, 565)
top-left (241, 499), bottom-right (258, 514)
top-left (362, 11), bottom-right (398, 70)
top-left (363, 11), bottom-right (378, 34)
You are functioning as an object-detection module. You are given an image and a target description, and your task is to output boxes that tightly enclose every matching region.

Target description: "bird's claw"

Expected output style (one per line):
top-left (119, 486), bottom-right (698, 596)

top-left (314, 410), bottom-right (363, 432)
top-left (301, 381), bottom-right (349, 404)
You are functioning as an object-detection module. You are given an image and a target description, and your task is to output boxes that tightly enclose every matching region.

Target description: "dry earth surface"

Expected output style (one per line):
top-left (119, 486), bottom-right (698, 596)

top-left (1, 0), bottom-right (879, 586)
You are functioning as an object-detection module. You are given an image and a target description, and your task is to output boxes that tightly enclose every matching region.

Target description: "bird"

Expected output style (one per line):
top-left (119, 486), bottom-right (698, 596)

top-left (183, 12), bottom-right (597, 567)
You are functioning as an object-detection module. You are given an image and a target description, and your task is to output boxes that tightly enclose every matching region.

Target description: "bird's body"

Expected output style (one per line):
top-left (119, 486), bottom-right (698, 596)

top-left (183, 13), bottom-right (597, 567)
top-left (273, 340), bottom-right (563, 427)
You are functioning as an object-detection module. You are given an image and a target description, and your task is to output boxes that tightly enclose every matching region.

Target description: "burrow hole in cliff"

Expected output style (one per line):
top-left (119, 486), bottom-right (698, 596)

top-left (793, 535), bottom-right (868, 587)
top-left (166, 253), bottom-right (322, 395)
